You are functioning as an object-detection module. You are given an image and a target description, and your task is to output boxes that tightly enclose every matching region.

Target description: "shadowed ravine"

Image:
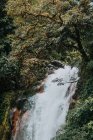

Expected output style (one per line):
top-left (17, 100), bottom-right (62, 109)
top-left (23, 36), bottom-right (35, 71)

top-left (13, 66), bottom-right (79, 140)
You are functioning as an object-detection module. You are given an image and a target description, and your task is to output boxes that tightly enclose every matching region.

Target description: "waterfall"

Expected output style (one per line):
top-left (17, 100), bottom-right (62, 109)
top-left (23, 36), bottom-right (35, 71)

top-left (17, 65), bottom-right (79, 140)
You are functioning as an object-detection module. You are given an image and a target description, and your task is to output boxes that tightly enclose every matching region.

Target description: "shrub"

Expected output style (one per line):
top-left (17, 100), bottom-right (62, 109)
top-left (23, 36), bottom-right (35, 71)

top-left (87, 60), bottom-right (93, 71)
top-left (0, 57), bottom-right (20, 92)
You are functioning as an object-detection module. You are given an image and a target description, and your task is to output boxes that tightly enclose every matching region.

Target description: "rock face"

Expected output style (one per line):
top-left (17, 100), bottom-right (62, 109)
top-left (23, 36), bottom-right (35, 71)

top-left (51, 60), bottom-right (64, 68)
top-left (36, 84), bottom-right (44, 93)
top-left (69, 88), bottom-right (78, 109)
top-left (10, 98), bottom-right (29, 140)
top-left (69, 99), bottom-right (76, 109)
top-left (11, 108), bottom-right (21, 136)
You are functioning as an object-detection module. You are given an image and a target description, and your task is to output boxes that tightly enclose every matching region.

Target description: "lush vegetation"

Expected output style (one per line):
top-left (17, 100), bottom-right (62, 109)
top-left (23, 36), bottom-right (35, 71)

top-left (0, 0), bottom-right (93, 140)
top-left (54, 61), bottom-right (93, 140)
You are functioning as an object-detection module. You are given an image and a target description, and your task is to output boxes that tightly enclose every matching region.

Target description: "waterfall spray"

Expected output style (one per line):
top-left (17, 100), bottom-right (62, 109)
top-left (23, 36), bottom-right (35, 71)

top-left (16, 65), bottom-right (79, 140)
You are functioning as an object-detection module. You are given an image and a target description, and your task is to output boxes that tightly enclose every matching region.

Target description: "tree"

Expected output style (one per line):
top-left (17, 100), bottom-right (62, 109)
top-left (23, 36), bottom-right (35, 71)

top-left (7, 0), bottom-right (93, 62)
top-left (0, 0), bottom-right (14, 56)
top-left (0, 0), bottom-right (17, 93)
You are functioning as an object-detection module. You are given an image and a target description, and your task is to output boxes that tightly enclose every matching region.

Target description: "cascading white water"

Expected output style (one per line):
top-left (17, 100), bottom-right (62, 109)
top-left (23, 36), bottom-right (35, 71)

top-left (18, 65), bottom-right (79, 140)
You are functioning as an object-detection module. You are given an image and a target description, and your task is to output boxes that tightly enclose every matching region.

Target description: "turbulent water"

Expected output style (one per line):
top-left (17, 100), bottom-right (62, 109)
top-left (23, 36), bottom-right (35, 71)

top-left (17, 66), bottom-right (79, 140)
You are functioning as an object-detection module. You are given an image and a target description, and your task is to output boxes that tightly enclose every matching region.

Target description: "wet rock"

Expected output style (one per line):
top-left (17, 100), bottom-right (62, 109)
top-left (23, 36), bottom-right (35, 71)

top-left (69, 99), bottom-right (76, 109)
top-left (36, 84), bottom-right (44, 93)
top-left (70, 77), bottom-right (77, 81)
top-left (57, 82), bottom-right (64, 86)
top-left (10, 97), bottom-right (30, 140)
top-left (48, 64), bottom-right (54, 68)
top-left (72, 92), bottom-right (78, 100)
top-left (48, 69), bottom-right (54, 75)
top-left (11, 108), bottom-right (21, 136)
top-left (51, 60), bottom-right (64, 68)
top-left (52, 78), bottom-right (63, 83)
top-left (16, 98), bottom-right (28, 110)
top-left (52, 78), bottom-right (59, 82)
top-left (47, 65), bottom-right (55, 75)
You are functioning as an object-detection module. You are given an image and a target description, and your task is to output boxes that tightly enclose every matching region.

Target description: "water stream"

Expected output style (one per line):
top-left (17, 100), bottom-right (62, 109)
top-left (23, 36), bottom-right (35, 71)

top-left (17, 65), bottom-right (79, 140)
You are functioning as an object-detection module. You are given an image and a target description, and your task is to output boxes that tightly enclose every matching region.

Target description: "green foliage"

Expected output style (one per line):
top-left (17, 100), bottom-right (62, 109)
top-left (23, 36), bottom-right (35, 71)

top-left (0, 92), bottom-right (16, 140)
top-left (83, 78), bottom-right (93, 98)
top-left (0, 0), bottom-right (14, 56)
top-left (55, 125), bottom-right (93, 140)
top-left (87, 60), bottom-right (93, 71)
top-left (6, 0), bottom-right (93, 62)
top-left (0, 57), bottom-right (20, 92)
top-left (51, 51), bottom-right (62, 60)
top-left (55, 65), bottom-right (93, 140)
top-left (68, 98), bottom-right (93, 127)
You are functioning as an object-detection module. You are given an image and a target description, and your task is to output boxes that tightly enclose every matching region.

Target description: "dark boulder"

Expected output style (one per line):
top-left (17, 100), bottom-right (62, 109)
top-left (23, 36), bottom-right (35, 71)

top-left (16, 98), bottom-right (28, 110)
top-left (51, 60), bottom-right (64, 68)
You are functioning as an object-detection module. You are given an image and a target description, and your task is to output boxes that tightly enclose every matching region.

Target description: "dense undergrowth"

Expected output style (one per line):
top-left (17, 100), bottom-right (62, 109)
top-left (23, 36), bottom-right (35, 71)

top-left (55, 60), bottom-right (93, 140)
